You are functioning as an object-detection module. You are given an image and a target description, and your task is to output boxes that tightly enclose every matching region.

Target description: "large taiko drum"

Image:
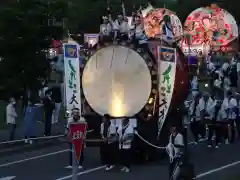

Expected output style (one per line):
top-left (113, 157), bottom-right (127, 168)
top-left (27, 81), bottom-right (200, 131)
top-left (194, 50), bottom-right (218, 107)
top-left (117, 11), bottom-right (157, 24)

top-left (81, 43), bottom-right (157, 118)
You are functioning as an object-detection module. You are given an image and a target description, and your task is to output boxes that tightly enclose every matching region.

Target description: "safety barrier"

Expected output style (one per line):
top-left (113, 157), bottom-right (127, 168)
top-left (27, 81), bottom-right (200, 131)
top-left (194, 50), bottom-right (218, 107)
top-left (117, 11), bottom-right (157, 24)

top-left (0, 129), bottom-right (94, 145)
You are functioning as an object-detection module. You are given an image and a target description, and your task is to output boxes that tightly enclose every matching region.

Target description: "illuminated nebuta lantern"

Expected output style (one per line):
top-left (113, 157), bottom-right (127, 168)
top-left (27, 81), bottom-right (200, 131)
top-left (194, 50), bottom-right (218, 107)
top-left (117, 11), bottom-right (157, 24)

top-left (143, 8), bottom-right (183, 39)
top-left (181, 4), bottom-right (238, 56)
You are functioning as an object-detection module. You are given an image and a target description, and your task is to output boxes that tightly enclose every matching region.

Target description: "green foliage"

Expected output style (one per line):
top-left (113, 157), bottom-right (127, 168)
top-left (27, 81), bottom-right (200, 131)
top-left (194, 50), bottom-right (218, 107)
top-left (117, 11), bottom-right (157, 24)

top-left (0, 0), bottom-right (68, 93)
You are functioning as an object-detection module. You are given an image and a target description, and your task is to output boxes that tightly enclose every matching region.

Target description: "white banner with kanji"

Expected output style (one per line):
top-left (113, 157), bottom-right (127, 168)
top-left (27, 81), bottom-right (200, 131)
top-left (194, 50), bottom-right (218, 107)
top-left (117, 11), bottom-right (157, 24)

top-left (63, 42), bottom-right (81, 113)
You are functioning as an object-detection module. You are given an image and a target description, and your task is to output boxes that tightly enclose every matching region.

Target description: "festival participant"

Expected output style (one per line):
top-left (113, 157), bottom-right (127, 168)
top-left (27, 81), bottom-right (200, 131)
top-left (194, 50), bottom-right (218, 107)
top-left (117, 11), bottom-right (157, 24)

top-left (205, 97), bottom-right (217, 147)
top-left (213, 74), bottom-right (222, 99)
top-left (236, 95), bottom-right (240, 138)
top-left (213, 100), bottom-right (223, 148)
top-left (223, 76), bottom-right (231, 97)
top-left (199, 92), bottom-right (215, 142)
top-left (189, 94), bottom-right (201, 144)
top-left (100, 114), bottom-right (118, 171)
top-left (99, 16), bottom-right (113, 43)
top-left (221, 61), bottom-right (229, 77)
top-left (166, 124), bottom-right (185, 180)
top-left (66, 108), bottom-right (86, 169)
top-left (131, 12), bottom-right (147, 44)
top-left (190, 76), bottom-right (199, 99)
top-left (118, 117), bottom-right (134, 172)
top-left (222, 91), bottom-right (237, 143)
top-left (113, 14), bottom-right (130, 41)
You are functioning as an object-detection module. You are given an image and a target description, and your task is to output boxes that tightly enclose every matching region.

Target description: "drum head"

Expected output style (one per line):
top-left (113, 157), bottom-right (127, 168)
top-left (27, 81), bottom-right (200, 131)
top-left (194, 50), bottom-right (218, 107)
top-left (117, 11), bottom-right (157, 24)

top-left (82, 45), bottom-right (152, 117)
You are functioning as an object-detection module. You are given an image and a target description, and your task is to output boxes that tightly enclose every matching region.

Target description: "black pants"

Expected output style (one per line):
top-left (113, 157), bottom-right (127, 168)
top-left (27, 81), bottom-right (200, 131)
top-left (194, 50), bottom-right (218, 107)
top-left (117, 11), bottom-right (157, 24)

top-left (169, 158), bottom-right (181, 180)
top-left (100, 142), bottom-right (118, 166)
top-left (227, 120), bottom-right (235, 143)
top-left (235, 117), bottom-right (240, 136)
top-left (207, 122), bottom-right (214, 145)
top-left (214, 122), bottom-right (222, 145)
top-left (119, 148), bottom-right (132, 168)
top-left (69, 143), bottom-right (84, 166)
top-left (190, 121), bottom-right (205, 142)
top-left (8, 123), bottom-right (16, 141)
top-left (44, 112), bottom-right (52, 136)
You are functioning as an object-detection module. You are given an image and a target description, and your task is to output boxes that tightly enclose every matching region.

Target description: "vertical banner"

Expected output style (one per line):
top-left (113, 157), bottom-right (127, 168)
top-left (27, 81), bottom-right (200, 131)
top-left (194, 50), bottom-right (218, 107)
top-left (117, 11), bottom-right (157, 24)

top-left (157, 46), bottom-right (177, 135)
top-left (69, 122), bottom-right (87, 162)
top-left (63, 43), bottom-right (81, 112)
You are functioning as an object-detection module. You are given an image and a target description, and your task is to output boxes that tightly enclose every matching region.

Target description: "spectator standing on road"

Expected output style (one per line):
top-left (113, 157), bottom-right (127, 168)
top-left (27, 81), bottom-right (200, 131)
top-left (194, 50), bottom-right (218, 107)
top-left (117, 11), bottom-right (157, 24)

top-left (66, 108), bottom-right (86, 169)
top-left (43, 90), bottom-right (55, 136)
top-left (51, 86), bottom-right (62, 124)
top-left (6, 97), bottom-right (17, 141)
top-left (23, 99), bottom-right (41, 144)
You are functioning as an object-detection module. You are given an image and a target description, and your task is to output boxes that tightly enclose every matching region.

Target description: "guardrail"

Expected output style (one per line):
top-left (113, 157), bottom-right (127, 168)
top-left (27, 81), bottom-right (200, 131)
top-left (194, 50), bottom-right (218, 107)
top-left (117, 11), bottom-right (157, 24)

top-left (0, 129), bottom-right (94, 145)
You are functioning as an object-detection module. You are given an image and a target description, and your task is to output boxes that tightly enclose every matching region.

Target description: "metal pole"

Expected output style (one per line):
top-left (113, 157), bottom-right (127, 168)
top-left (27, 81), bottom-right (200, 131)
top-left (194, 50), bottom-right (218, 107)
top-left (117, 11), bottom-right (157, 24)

top-left (72, 146), bottom-right (78, 180)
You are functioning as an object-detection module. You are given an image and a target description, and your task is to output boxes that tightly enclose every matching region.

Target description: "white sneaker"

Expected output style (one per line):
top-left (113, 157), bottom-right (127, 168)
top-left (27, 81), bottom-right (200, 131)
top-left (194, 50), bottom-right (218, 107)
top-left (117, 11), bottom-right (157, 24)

top-left (225, 139), bottom-right (229, 144)
top-left (199, 138), bottom-right (205, 142)
top-left (105, 165), bottom-right (114, 171)
top-left (215, 145), bottom-right (219, 148)
top-left (124, 168), bottom-right (130, 172)
top-left (29, 140), bottom-right (33, 144)
top-left (121, 167), bottom-right (126, 171)
top-left (78, 165), bottom-right (83, 169)
top-left (65, 165), bottom-right (72, 169)
top-left (207, 145), bottom-right (212, 148)
top-left (24, 139), bottom-right (28, 143)
top-left (194, 142), bottom-right (198, 145)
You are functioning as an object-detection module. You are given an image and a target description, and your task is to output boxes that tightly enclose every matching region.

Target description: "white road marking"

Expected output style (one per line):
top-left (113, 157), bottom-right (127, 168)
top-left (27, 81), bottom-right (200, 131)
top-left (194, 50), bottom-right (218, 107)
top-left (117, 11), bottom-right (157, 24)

top-left (56, 166), bottom-right (107, 180)
top-left (0, 149), bottom-right (68, 168)
top-left (195, 160), bottom-right (240, 179)
top-left (0, 139), bottom-right (202, 169)
top-left (0, 176), bottom-right (16, 180)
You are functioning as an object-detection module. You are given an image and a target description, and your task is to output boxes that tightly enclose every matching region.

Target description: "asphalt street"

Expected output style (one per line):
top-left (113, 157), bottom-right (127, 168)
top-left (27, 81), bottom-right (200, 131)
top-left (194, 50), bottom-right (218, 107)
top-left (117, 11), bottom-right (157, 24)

top-left (0, 138), bottom-right (240, 180)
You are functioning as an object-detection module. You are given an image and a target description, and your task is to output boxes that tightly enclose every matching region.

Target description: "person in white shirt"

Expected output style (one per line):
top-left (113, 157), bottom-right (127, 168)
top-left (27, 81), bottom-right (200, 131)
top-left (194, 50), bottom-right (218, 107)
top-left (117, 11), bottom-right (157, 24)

top-left (221, 62), bottom-right (229, 77)
top-left (235, 95), bottom-right (240, 137)
top-left (191, 76), bottom-right (199, 99)
top-left (222, 91), bottom-right (237, 143)
top-left (130, 13), bottom-right (148, 44)
top-left (207, 61), bottom-right (216, 75)
top-left (189, 94), bottom-right (201, 143)
top-left (6, 97), bottom-right (17, 140)
top-left (213, 100), bottom-right (223, 148)
top-left (199, 93), bottom-right (215, 141)
top-left (113, 15), bottom-right (130, 41)
top-left (117, 117), bottom-right (134, 172)
top-left (213, 75), bottom-right (222, 99)
top-left (223, 76), bottom-right (231, 96)
top-left (166, 124), bottom-right (185, 180)
top-left (100, 114), bottom-right (118, 171)
top-left (66, 108), bottom-right (86, 169)
top-left (99, 16), bottom-right (113, 43)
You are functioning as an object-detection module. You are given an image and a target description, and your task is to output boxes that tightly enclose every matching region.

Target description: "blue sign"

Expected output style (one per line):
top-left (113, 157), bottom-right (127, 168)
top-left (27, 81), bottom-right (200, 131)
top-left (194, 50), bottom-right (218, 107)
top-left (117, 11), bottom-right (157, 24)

top-left (158, 46), bottom-right (175, 62)
top-left (64, 44), bottom-right (78, 58)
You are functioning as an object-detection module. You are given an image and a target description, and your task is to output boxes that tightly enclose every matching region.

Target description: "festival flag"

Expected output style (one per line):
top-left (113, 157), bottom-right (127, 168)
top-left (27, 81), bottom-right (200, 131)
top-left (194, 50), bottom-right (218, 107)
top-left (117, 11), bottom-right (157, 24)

top-left (69, 122), bottom-right (87, 162)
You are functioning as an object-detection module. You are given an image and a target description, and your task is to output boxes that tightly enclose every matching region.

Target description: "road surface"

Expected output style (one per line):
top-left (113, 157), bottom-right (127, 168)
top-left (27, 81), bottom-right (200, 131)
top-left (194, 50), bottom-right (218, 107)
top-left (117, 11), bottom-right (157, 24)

top-left (0, 138), bottom-right (240, 180)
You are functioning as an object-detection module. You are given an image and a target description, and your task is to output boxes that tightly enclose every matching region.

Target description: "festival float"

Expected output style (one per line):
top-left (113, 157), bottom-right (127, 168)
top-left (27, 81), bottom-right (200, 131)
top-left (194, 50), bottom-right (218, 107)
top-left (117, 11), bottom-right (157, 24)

top-left (62, 4), bottom-right (189, 161)
top-left (181, 4), bottom-right (239, 57)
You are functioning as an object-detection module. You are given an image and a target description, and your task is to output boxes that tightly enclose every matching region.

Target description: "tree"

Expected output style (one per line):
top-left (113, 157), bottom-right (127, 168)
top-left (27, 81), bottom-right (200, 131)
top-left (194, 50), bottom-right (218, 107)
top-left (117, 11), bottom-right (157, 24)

top-left (0, 0), bottom-right (68, 97)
